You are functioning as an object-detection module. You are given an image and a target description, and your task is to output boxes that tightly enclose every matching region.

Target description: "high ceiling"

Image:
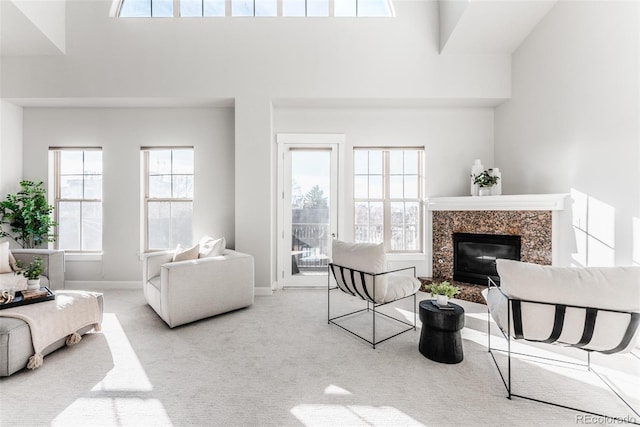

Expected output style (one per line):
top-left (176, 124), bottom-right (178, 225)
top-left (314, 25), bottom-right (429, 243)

top-left (1, 0), bottom-right (557, 57)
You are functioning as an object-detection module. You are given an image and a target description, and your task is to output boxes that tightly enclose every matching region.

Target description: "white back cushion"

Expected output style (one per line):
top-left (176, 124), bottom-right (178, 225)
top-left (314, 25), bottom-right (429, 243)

top-left (497, 259), bottom-right (640, 312)
top-left (331, 240), bottom-right (387, 302)
top-left (490, 260), bottom-right (640, 352)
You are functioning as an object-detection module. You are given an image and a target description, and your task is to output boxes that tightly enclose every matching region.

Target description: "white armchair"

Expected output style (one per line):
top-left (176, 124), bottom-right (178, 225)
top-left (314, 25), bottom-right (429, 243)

top-left (142, 249), bottom-right (255, 328)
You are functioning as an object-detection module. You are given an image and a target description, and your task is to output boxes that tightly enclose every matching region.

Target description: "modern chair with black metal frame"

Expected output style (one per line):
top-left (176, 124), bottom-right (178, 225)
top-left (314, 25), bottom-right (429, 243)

top-left (327, 240), bottom-right (421, 349)
top-left (484, 259), bottom-right (640, 423)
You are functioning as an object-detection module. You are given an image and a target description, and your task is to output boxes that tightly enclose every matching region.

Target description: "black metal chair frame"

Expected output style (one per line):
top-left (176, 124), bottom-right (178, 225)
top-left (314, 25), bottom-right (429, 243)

top-left (327, 262), bottom-right (417, 349)
top-left (486, 277), bottom-right (640, 424)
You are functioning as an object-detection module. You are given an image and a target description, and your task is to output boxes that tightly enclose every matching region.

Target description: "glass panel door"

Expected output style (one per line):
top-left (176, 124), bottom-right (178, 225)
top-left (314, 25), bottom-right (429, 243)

top-left (277, 141), bottom-right (340, 288)
top-left (290, 150), bottom-right (331, 280)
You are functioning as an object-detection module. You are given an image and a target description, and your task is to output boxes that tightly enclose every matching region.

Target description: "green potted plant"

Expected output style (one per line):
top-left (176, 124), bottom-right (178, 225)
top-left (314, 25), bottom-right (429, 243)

top-left (472, 169), bottom-right (500, 196)
top-left (0, 180), bottom-right (57, 248)
top-left (16, 256), bottom-right (44, 290)
top-left (429, 281), bottom-right (460, 306)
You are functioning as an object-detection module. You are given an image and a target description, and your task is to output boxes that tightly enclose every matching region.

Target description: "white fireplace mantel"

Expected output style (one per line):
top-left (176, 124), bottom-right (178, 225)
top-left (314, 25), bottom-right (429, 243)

top-left (425, 194), bottom-right (569, 212)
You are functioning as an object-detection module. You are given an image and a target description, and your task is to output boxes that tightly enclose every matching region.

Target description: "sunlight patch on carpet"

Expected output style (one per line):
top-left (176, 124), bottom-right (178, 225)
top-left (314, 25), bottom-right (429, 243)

top-left (91, 313), bottom-right (153, 392)
top-left (324, 384), bottom-right (352, 396)
top-left (52, 398), bottom-right (172, 426)
top-left (291, 404), bottom-right (424, 427)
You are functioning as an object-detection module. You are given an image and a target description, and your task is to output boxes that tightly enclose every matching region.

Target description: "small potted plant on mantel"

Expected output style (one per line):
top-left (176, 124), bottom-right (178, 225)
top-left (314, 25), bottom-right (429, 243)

top-left (429, 281), bottom-right (460, 307)
top-left (472, 169), bottom-right (500, 196)
top-left (16, 256), bottom-right (44, 290)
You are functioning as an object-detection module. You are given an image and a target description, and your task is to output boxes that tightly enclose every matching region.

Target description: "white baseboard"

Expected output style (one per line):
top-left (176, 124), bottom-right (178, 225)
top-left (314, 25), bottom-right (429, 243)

top-left (255, 286), bottom-right (273, 296)
top-left (65, 281), bottom-right (142, 290)
top-left (65, 280), bottom-right (275, 296)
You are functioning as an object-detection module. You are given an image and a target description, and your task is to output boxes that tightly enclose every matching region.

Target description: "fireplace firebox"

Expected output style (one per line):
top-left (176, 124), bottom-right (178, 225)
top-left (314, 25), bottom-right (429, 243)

top-left (453, 233), bottom-right (521, 285)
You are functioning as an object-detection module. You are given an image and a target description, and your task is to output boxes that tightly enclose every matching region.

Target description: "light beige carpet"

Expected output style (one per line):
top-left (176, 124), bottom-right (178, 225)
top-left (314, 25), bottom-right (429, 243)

top-left (1, 288), bottom-right (638, 426)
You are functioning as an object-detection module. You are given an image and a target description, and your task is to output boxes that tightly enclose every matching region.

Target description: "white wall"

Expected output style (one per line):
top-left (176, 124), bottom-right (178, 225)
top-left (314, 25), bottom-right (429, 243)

top-left (1, 0), bottom-right (511, 288)
top-left (274, 106), bottom-right (495, 276)
top-left (22, 107), bottom-right (235, 282)
top-left (0, 101), bottom-right (23, 201)
top-left (495, 1), bottom-right (639, 267)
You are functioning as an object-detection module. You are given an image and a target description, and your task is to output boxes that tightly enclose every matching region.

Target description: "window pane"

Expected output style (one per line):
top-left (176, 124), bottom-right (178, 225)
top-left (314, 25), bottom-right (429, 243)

top-left (390, 202), bottom-right (404, 227)
top-left (354, 202), bottom-right (369, 225)
top-left (120, 0), bottom-right (151, 17)
top-left (152, 0), bottom-right (173, 17)
top-left (370, 202), bottom-right (383, 224)
top-left (390, 226), bottom-right (404, 251)
top-left (355, 225), bottom-right (369, 243)
top-left (84, 151), bottom-right (103, 174)
top-left (204, 0), bottom-right (225, 15)
top-left (82, 202), bottom-right (102, 251)
top-left (354, 176), bottom-right (368, 199)
top-left (354, 151), bottom-right (368, 174)
top-left (369, 175), bottom-right (383, 199)
top-left (283, 0), bottom-right (305, 16)
top-left (172, 150), bottom-right (194, 174)
top-left (60, 175), bottom-right (84, 199)
top-left (335, 0), bottom-right (356, 16)
top-left (148, 202), bottom-right (171, 249)
top-left (84, 175), bottom-right (103, 199)
top-left (369, 225), bottom-right (383, 244)
top-left (389, 175), bottom-right (403, 199)
top-left (172, 175), bottom-right (194, 198)
top-left (149, 175), bottom-right (172, 198)
top-left (404, 175), bottom-right (418, 199)
top-left (389, 150), bottom-right (403, 175)
top-left (148, 151), bottom-right (172, 175)
top-left (369, 151), bottom-right (382, 174)
top-left (232, 0), bottom-right (254, 16)
top-left (404, 151), bottom-right (418, 174)
top-left (255, 0), bottom-right (277, 16)
top-left (308, 0), bottom-right (329, 16)
top-left (171, 201), bottom-right (193, 247)
top-left (58, 202), bottom-right (81, 250)
top-left (181, 0), bottom-right (202, 16)
top-left (358, 0), bottom-right (391, 17)
top-left (60, 151), bottom-right (83, 175)
top-left (405, 202), bottom-right (419, 224)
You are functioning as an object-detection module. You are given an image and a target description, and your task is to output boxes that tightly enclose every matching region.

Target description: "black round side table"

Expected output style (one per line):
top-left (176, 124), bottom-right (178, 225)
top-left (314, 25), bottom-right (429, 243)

top-left (419, 300), bottom-right (465, 364)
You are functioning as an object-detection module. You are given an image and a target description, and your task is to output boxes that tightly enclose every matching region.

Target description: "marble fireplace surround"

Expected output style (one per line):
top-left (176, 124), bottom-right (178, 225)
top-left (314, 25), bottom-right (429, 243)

top-left (426, 194), bottom-right (569, 296)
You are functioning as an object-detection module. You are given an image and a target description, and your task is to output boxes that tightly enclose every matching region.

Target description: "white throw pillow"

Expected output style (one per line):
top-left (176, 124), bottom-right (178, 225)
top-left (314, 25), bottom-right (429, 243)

top-left (173, 244), bottom-right (200, 262)
top-left (0, 241), bottom-right (12, 274)
top-left (198, 236), bottom-right (226, 258)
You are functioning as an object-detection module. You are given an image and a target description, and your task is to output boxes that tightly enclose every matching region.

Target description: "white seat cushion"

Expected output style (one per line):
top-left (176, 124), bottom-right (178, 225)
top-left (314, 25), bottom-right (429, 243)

top-left (385, 274), bottom-right (421, 303)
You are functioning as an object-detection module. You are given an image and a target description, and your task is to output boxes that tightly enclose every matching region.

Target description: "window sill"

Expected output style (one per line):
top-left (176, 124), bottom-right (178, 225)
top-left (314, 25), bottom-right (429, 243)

top-left (386, 253), bottom-right (426, 261)
top-left (65, 253), bottom-right (103, 262)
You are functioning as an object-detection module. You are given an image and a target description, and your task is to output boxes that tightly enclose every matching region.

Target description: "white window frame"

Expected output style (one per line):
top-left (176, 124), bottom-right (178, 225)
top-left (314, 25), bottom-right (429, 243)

top-left (115, 0), bottom-right (395, 17)
top-left (142, 147), bottom-right (195, 252)
top-left (353, 147), bottom-right (424, 254)
top-left (51, 147), bottom-right (104, 255)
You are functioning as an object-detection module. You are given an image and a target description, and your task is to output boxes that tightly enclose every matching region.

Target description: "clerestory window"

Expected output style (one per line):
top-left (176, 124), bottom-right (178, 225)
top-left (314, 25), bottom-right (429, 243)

top-left (117, 0), bottom-right (394, 17)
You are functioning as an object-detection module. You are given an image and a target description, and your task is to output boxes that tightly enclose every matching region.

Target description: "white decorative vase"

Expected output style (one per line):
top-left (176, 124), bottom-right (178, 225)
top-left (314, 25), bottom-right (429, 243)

top-left (470, 159), bottom-right (484, 196)
top-left (478, 188), bottom-right (492, 196)
top-left (436, 295), bottom-right (449, 306)
top-left (27, 279), bottom-right (41, 291)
